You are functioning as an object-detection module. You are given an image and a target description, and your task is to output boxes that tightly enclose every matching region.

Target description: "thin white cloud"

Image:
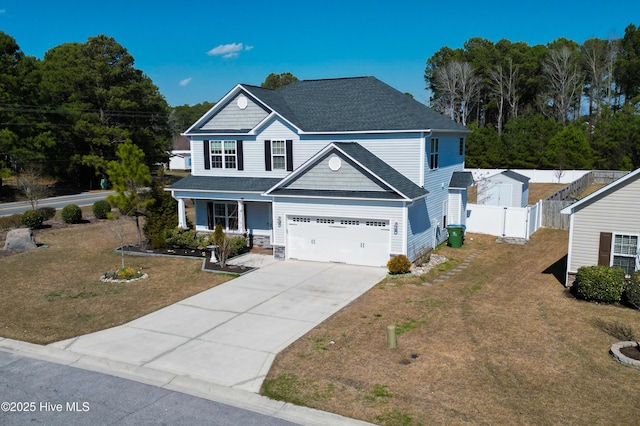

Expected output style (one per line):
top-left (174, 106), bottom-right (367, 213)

top-left (0, 9), bottom-right (6, 13)
top-left (179, 77), bottom-right (192, 87)
top-left (207, 43), bottom-right (253, 58)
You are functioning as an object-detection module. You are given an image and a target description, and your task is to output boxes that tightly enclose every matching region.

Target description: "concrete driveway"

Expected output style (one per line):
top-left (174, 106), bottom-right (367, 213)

top-left (50, 258), bottom-right (387, 393)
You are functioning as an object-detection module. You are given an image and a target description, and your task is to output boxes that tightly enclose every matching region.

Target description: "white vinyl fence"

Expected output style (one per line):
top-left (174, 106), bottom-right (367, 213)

top-left (465, 201), bottom-right (542, 240)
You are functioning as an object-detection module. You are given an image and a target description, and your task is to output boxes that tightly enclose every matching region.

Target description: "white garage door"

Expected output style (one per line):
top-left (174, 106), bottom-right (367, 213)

top-left (287, 216), bottom-right (390, 267)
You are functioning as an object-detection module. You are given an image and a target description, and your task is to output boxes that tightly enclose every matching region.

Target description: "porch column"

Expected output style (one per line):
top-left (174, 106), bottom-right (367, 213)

top-left (177, 198), bottom-right (187, 229)
top-left (237, 199), bottom-right (245, 233)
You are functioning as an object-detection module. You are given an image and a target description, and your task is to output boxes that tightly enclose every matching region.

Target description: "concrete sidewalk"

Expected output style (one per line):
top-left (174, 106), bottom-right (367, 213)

top-left (48, 257), bottom-right (387, 394)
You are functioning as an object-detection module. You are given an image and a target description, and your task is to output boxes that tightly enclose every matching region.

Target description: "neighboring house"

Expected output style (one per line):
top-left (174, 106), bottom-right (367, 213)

top-left (476, 170), bottom-right (529, 207)
top-left (168, 135), bottom-right (192, 171)
top-left (167, 76), bottom-right (470, 267)
top-left (561, 168), bottom-right (639, 286)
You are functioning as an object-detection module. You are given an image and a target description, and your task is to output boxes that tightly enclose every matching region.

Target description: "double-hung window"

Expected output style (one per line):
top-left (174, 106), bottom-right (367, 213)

top-left (430, 138), bottom-right (439, 170)
top-left (210, 140), bottom-right (236, 169)
top-left (272, 140), bottom-right (286, 170)
top-left (612, 234), bottom-right (638, 276)
top-left (212, 203), bottom-right (238, 230)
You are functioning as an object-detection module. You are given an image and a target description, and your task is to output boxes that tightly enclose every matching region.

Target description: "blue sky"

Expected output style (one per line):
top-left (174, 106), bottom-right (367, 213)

top-left (1, 1), bottom-right (637, 106)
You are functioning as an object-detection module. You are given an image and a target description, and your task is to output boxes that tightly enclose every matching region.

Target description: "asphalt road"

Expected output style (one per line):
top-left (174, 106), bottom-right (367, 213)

top-left (0, 191), bottom-right (116, 217)
top-left (0, 351), bottom-right (298, 426)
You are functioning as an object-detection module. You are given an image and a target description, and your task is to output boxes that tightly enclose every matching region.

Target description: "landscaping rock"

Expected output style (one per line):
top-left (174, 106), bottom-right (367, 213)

top-left (3, 228), bottom-right (37, 251)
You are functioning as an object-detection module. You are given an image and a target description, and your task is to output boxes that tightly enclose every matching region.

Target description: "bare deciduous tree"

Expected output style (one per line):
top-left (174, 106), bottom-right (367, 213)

top-left (489, 58), bottom-right (519, 134)
top-left (542, 46), bottom-right (584, 123)
top-left (434, 60), bottom-right (481, 126)
top-left (17, 166), bottom-right (49, 210)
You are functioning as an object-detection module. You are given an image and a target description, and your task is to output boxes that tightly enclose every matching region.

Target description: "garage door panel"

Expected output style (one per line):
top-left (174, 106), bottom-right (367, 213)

top-left (287, 216), bottom-right (390, 267)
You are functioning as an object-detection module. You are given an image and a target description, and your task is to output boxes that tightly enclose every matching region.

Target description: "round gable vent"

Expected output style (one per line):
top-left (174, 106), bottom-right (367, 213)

top-left (237, 95), bottom-right (248, 110)
top-left (328, 156), bottom-right (342, 171)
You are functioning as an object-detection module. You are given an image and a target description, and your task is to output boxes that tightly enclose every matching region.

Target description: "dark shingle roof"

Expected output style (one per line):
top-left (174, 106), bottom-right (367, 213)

top-left (502, 170), bottom-right (530, 184)
top-left (241, 77), bottom-right (469, 133)
top-left (449, 171), bottom-right (474, 189)
top-left (167, 175), bottom-right (281, 193)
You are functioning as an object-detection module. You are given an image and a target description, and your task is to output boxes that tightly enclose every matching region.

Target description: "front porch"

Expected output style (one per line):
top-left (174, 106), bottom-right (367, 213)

top-left (175, 198), bottom-right (273, 248)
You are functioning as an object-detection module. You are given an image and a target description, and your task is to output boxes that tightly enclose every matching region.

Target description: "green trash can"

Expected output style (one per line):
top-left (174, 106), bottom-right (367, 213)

top-left (446, 225), bottom-right (465, 248)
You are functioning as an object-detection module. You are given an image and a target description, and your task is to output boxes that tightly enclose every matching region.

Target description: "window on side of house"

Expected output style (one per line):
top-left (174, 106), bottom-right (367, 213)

top-left (213, 203), bottom-right (238, 230)
top-left (612, 233), bottom-right (638, 276)
top-left (210, 140), bottom-right (237, 169)
top-left (272, 140), bottom-right (286, 170)
top-left (429, 138), bottom-right (439, 170)
top-left (459, 137), bottom-right (465, 156)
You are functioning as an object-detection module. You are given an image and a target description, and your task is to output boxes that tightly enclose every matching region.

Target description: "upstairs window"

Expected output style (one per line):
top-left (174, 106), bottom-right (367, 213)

top-left (272, 140), bottom-right (286, 170)
top-left (209, 140), bottom-right (236, 169)
top-left (429, 138), bottom-right (439, 170)
top-left (459, 137), bottom-right (465, 156)
top-left (264, 139), bottom-right (293, 171)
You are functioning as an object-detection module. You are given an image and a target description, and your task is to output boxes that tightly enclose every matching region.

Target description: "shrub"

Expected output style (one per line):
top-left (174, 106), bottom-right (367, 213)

top-left (230, 236), bottom-right (247, 255)
top-left (624, 271), bottom-right (640, 310)
top-left (165, 227), bottom-right (205, 250)
top-left (61, 204), bottom-right (82, 224)
top-left (37, 206), bottom-right (56, 221)
top-left (387, 255), bottom-right (412, 275)
top-left (0, 214), bottom-right (21, 231)
top-left (20, 210), bottom-right (44, 229)
top-left (92, 200), bottom-right (111, 219)
top-left (143, 180), bottom-right (182, 247)
top-left (572, 265), bottom-right (625, 303)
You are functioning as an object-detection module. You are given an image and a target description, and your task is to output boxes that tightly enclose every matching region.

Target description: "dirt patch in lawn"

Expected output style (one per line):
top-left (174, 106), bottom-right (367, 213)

top-left (263, 229), bottom-right (640, 425)
top-left (0, 217), bottom-right (231, 344)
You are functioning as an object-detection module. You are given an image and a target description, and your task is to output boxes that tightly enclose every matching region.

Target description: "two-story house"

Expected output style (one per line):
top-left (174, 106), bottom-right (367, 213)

top-left (167, 76), bottom-right (471, 267)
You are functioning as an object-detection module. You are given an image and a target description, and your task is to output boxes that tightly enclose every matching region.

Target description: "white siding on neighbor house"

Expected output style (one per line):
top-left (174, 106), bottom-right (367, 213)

top-left (567, 176), bottom-right (640, 274)
top-left (169, 151), bottom-right (191, 170)
top-left (271, 198), bottom-right (405, 255)
top-left (201, 94), bottom-right (268, 131)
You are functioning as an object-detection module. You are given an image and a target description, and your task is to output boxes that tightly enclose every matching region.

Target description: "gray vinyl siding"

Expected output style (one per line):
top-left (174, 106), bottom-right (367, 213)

top-left (272, 198), bottom-right (404, 255)
top-left (407, 198), bottom-right (435, 260)
top-left (423, 133), bottom-right (466, 248)
top-left (201, 94), bottom-right (268, 131)
top-left (286, 154), bottom-right (386, 191)
top-left (567, 176), bottom-right (640, 274)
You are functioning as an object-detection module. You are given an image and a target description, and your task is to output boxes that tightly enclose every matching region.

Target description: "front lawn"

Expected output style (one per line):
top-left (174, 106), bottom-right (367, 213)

top-left (263, 229), bottom-right (640, 425)
top-left (0, 216), bottom-right (231, 344)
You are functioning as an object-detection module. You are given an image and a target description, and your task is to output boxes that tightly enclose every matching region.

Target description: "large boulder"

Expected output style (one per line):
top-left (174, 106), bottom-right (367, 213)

top-left (3, 228), bottom-right (37, 251)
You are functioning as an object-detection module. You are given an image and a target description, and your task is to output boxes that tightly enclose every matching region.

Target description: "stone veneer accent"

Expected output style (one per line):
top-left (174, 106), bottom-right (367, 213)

top-left (274, 246), bottom-right (285, 260)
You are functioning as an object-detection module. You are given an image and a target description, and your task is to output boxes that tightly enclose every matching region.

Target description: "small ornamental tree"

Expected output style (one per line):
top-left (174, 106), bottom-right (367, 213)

top-left (107, 140), bottom-right (152, 246)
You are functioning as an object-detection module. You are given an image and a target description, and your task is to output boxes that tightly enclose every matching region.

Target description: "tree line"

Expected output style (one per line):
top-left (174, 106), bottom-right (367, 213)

top-left (425, 23), bottom-right (640, 170)
top-left (0, 31), bottom-right (172, 187)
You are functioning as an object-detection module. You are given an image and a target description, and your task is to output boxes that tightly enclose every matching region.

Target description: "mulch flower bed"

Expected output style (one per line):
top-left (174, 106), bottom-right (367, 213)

top-left (118, 244), bottom-right (255, 275)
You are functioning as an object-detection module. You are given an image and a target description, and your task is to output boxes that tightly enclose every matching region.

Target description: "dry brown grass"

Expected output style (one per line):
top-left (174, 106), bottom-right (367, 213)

top-left (263, 229), bottom-right (640, 425)
top-left (0, 217), bottom-right (230, 344)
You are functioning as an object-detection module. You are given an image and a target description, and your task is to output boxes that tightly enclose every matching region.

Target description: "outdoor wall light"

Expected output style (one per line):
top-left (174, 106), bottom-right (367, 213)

top-left (277, 216), bottom-right (282, 228)
top-left (394, 221), bottom-right (398, 235)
